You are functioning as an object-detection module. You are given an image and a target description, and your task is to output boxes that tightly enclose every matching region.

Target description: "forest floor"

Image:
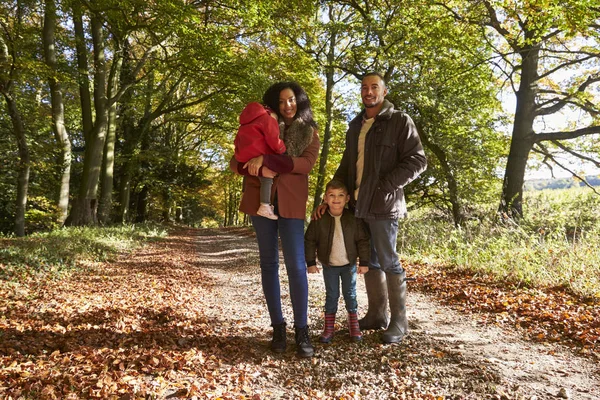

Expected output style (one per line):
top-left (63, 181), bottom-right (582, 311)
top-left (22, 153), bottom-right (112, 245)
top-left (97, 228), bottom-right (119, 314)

top-left (1, 227), bottom-right (599, 399)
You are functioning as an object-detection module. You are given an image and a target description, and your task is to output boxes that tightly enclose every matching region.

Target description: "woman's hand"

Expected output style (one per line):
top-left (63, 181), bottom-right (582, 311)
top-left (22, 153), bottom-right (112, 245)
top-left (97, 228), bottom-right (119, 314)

top-left (243, 155), bottom-right (264, 176)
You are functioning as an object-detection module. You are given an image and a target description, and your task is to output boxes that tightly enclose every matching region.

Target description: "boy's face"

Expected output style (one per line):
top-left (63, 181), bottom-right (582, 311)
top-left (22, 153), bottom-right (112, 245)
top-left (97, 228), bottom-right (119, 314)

top-left (324, 188), bottom-right (349, 215)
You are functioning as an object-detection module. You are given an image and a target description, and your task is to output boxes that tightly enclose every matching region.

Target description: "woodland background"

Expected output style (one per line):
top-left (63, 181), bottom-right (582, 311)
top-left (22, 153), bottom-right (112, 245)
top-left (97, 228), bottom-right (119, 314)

top-left (1, 0), bottom-right (599, 236)
top-left (1, 2), bottom-right (600, 398)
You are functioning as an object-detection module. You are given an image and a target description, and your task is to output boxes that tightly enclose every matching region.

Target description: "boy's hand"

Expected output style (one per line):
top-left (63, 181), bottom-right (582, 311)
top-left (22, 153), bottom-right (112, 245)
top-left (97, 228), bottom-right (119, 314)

top-left (308, 265), bottom-right (320, 274)
top-left (311, 204), bottom-right (328, 220)
top-left (357, 266), bottom-right (369, 275)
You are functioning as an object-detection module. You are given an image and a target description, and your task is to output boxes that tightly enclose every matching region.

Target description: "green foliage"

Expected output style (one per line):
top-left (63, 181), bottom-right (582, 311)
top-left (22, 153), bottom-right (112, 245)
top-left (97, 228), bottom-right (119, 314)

top-left (0, 223), bottom-right (167, 283)
top-left (399, 187), bottom-right (600, 298)
top-left (24, 196), bottom-right (62, 233)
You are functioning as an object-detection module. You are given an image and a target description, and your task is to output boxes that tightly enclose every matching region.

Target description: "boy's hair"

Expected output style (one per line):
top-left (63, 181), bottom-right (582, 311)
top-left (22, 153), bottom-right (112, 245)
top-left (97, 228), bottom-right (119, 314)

top-left (325, 179), bottom-right (348, 194)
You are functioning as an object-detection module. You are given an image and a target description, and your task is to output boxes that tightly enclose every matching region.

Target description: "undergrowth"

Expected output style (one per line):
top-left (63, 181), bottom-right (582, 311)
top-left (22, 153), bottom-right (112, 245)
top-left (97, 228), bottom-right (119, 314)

top-left (0, 223), bottom-right (167, 283)
top-left (400, 187), bottom-right (600, 299)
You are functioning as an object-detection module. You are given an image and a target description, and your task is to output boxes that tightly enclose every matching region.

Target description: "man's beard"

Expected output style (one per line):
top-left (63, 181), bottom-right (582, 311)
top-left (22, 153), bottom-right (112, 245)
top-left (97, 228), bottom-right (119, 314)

top-left (363, 101), bottom-right (380, 108)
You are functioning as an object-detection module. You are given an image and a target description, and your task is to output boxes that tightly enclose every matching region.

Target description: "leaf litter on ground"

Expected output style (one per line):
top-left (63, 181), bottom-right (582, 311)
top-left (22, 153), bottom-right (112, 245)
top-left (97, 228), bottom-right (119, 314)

top-left (1, 227), bottom-right (598, 399)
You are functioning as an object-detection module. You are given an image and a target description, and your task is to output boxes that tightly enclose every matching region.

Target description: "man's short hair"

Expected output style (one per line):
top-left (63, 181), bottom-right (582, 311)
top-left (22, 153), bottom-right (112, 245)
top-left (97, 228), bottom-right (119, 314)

top-left (325, 179), bottom-right (348, 194)
top-left (362, 72), bottom-right (386, 88)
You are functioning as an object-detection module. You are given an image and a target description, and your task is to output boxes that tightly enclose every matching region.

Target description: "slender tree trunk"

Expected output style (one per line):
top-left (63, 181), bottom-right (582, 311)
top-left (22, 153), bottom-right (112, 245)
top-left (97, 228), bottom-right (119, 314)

top-left (133, 74), bottom-right (155, 223)
top-left (98, 100), bottom-right (117, 224)
top-left (1, 17), bottom-right (29, 236)
top-left (71, 0), bottom-right (93, 136)
top-left (98, 54), bottom-right (122, 224)
top-left (136, 185), bottom-right (149, 223)
top-left (43, 0), bottom-right (71, 225)
top-left (418, 125), bottom-right (465, 226)
top-left (312, 28), bottom-right (336, 212)
top-left (500, 44), bottom-right (540, 219)
top-left (3, 94), bottom-right (30, 237)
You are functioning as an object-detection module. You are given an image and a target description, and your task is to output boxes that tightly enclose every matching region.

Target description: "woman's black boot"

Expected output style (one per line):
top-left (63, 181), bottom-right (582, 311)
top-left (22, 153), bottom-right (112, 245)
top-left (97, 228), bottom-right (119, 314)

top-left (294, 325), bottom-right (314, 358)
top-left (271, 321), bottom-right (287, 353)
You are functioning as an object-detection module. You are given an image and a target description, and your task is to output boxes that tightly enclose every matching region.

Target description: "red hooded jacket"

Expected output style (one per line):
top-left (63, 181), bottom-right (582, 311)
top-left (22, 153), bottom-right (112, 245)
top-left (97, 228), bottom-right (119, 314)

top-left (234, 102), bottom-right (286, 163)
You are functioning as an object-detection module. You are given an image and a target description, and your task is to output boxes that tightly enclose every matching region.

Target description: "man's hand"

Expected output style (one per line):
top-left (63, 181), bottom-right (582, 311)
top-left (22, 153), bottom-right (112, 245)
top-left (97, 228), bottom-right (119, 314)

top-left (358, 266), bottom-right (369, 275)
top-left (311, 203), bottom-right (328, 220)
top-left (307, 265), bottom-right (320, 274)
top-left (243, 155), bottom-right (264, 176)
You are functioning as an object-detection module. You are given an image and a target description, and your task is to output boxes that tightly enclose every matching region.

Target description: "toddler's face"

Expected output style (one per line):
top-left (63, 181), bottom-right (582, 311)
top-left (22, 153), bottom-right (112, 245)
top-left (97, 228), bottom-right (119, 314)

top-left (324, 188), bottom-right (349, 216)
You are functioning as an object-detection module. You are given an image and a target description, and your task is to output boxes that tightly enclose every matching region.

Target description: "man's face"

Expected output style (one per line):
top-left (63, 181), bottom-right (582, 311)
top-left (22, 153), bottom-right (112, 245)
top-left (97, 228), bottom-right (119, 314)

top-left (361, 75), bottom-right (388, 109)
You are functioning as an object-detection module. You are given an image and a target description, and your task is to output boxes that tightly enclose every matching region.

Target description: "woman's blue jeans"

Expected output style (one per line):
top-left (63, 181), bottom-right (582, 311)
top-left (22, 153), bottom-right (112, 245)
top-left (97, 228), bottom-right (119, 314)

top-left (322, 264), bottom-right (358, 314)
top-left (251, 215), bottom-right (308, 328)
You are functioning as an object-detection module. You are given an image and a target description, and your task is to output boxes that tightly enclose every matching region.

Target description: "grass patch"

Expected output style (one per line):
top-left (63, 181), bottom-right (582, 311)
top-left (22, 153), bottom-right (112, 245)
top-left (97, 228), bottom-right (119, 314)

top-left (0, 223), bottom-right (167, 283)
top-left (400, 187), bottom-right (600, 299)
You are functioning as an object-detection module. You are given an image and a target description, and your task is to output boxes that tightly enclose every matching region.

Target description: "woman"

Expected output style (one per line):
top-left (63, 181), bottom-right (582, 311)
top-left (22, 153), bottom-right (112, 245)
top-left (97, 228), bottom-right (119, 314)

top-left (230, 81), bottom-right (320, 358)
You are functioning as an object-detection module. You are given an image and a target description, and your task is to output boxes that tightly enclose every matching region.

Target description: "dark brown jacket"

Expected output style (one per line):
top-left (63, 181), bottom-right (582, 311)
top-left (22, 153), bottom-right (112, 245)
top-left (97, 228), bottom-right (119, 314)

top-left (334, 99), bottom-right (427, 219)
top-left (304, 208), bottom-right (370, 267)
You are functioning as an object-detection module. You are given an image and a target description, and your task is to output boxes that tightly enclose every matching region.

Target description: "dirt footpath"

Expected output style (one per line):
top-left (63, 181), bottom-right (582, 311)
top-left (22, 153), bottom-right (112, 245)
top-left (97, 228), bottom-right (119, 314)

top-left (195, 228), bottom-right (600, 399)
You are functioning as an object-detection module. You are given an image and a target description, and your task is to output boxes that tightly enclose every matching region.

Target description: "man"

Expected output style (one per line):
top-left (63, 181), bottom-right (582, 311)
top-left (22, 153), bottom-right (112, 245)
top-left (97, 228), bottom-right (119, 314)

top-left (316, 72), bottom-right (427, 343)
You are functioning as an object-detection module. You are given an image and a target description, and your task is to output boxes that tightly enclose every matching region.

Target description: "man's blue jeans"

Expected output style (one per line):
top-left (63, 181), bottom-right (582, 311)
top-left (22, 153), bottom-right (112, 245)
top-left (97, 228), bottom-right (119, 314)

top-left (363, 218), bottom-right (404, 274)
top-left (251, 215), bottom-right (308, 328)
top-left (322, 264), bottom-right (358, 314)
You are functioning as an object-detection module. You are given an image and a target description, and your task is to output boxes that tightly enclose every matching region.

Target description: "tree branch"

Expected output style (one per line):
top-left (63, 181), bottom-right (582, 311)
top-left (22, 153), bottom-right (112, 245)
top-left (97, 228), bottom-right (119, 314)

top-left (533, 143), bottom-right (600, 194)
top-left (551, 140), bottom-right (600, 168)
top-left (536, 74), bottom-right (600, 116)
top-left (535, 125), bottom-right (600, 142)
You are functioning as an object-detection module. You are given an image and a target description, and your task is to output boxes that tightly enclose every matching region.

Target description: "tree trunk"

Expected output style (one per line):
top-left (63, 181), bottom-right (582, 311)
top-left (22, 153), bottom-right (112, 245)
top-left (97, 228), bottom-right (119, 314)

top-left (499, 44), bottom-right (540, 219)
top-left (418, 124), bottom-right (465, 226)
top-left (312, 28), bottom-right (336, 212)
top-left (43, 0), bottom-right (71, 226)
top-left (98, 54), bottom-right (122, 224)
top-left (69, 14), bottom-right (109, 225)
top-left (1, 24), bottom-right (29, 237)
top-left (98, 100), bottom-right (117, 224)
top-left (133, 77), bottom-right (155, 224)
top-left (135, 185), bottom-right (149, 223)
top-left (3, 94), bottom-right (30, 237)
top-left (71, 0), bottom-right (93, 137)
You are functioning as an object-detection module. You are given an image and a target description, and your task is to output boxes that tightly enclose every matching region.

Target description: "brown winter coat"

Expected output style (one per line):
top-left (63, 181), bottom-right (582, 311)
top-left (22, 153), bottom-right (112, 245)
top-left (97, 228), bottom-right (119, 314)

top-left (230, 129), bottom-right (320, 220)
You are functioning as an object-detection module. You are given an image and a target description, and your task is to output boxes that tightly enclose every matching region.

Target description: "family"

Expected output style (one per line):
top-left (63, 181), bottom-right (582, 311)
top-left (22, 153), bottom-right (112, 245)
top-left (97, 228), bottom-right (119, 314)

top-left (230, 73), bottom-right (428, 358)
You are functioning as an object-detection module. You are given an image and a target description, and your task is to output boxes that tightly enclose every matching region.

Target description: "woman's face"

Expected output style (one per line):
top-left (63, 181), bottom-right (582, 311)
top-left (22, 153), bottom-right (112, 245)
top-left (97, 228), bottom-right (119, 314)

top-left (278, 88), bottom-right (297, 124)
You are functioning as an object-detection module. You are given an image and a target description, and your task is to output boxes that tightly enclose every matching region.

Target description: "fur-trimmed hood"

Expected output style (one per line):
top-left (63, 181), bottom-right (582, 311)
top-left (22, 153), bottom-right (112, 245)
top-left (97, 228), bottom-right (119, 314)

top-left (279, 117), bottom-right (314, 157)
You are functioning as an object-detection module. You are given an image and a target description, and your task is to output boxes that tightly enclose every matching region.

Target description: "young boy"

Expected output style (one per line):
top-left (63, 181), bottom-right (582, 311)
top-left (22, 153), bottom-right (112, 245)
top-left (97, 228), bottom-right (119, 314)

top-left (234, 102), bottom-right (286, 220)
top-left (304, 180), bottom-right (370, 343)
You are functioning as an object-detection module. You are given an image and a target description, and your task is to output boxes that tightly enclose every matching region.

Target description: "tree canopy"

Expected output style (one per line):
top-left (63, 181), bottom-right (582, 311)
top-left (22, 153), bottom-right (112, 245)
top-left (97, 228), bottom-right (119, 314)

top-left (1, 0), bottom-right (599, 234)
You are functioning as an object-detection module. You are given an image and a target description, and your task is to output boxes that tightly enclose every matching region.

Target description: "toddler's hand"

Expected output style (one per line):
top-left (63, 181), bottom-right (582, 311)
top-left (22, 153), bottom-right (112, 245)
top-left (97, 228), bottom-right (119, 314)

top-left (269, 112), bottom-right (278, 120)
top-left (307, 266), bottom-right (320, 274)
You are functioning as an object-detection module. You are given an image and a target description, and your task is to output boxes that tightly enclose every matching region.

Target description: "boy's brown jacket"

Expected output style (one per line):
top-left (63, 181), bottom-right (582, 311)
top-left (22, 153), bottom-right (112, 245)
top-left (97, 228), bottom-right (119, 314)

top-left (304, 208), bottom-right (370, 268)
